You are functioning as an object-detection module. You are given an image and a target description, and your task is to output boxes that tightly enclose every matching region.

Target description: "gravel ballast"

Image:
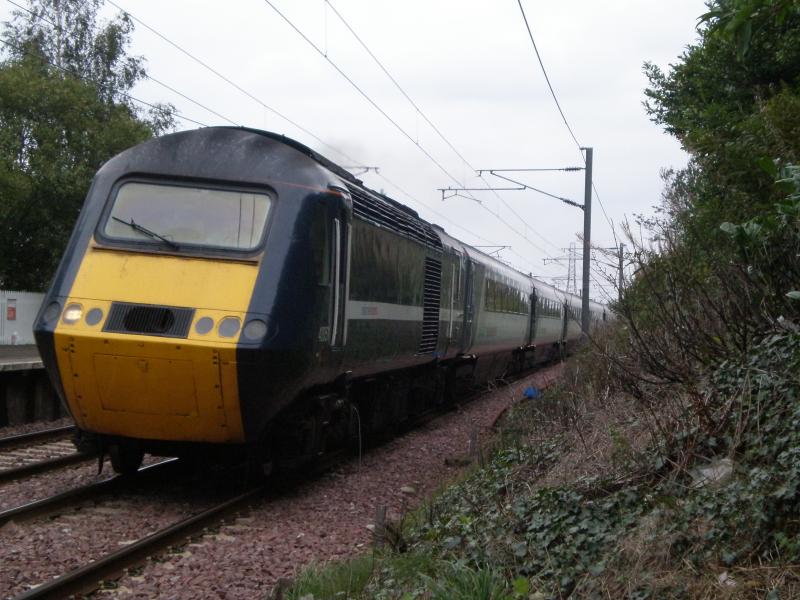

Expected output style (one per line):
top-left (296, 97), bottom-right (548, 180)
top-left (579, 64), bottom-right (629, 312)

top-left (90, 364), bottom-right (563, 599)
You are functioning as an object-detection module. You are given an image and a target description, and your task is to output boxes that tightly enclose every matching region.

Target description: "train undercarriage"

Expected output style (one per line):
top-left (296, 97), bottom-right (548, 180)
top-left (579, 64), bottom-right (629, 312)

top-left (78, 343), bottom-right (564, 476)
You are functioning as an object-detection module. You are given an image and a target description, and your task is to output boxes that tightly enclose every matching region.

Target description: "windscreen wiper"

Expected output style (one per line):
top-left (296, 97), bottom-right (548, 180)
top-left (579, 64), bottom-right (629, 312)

top-left (112, 216), bottom-right (179, 250)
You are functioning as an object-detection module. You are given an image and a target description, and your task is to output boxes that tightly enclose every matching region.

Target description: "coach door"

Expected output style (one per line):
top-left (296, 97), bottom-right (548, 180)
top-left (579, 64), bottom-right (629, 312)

top-left (328, 190), bottom-right (352, 351)
top-left (460, 259), bottom-right (477, 353)
top-left (527, 289), bottom-right (537, 346)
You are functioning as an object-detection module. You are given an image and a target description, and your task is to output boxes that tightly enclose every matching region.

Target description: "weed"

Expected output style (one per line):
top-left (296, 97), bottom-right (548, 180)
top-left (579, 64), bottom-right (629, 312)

top-left (285, 555), bottom-right (374, 600)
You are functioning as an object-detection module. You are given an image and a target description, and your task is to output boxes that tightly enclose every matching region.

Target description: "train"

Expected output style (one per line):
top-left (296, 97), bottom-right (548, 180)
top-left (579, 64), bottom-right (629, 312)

top-left (33, 127), bottom-right (608, 474)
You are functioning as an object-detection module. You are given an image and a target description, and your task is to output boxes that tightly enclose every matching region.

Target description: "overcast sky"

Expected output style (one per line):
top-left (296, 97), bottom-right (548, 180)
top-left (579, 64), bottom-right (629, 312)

top-left (3, 0), bottom-right (706, 299)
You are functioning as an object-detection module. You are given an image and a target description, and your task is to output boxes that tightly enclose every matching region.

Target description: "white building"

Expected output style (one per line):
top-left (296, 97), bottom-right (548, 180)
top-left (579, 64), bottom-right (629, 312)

top-left (0, 290), bottom-right (45, 345)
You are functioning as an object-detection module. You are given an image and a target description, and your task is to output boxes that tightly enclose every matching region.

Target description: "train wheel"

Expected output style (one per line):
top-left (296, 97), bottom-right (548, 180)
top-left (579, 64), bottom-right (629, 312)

top-left (109, 443), bottom-right (144, 475)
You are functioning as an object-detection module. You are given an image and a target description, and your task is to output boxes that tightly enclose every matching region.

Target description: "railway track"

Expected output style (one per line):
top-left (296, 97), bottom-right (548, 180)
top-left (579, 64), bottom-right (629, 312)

top-left (2, 451), bottom-right (281, 600)
top-left (0, 425), bottom-right (75, 449)
top-left (3, 438), bottom-right (358, 599)
top-left (0, 458), bottom-right (180, 527)
top-left (2, 366), bottom-right (561, 599)
top-left (11, 484), bottom-right (266, 600)
top-left (0, 425), bottom-right (93, 484)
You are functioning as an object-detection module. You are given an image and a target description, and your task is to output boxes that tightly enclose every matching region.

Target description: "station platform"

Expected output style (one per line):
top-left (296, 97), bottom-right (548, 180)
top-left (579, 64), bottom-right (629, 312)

top-left (0, 345), bottom-right (62, 426)
top-left (0, 345), bottom-right (44, 372)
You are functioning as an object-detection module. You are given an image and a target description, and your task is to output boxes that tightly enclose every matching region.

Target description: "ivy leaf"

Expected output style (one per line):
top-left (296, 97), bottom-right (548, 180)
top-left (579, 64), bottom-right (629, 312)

top-left (742, 222), bottom-right (763, 238)
top-left (756, 157), bottom-right (779, 178)
top-left (512, 541), bottom-right (528, 557)
top-left (588, 562), bottom-right (606, 576)
top-left (720, 222), bottom-right (738, 235)
top-left (443, 536), bottom-right (461, 550)
top-left (512, 577), bottom-right (530, 596)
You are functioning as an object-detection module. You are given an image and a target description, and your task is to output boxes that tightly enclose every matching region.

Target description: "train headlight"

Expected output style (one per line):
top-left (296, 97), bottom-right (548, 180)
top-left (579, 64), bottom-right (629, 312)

top-left (42, 301), bottom-right (61, 324)
top-left (243, 319), bottom-right (268, 341)
top-left (85, 308), bottom-right (104, 326)
top-left (218, 317), bottom-right (241, 338)
top-left (195, 316), bottom-right (214, 335)
top-left (62, 303), bottom-right (83, 324)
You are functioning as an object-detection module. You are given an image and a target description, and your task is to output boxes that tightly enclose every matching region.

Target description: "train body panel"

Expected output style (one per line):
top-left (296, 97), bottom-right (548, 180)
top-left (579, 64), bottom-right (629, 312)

top-left (342, 220), bottom-right (429, 367)
top-left (463, 246), bottom-right (533, 356)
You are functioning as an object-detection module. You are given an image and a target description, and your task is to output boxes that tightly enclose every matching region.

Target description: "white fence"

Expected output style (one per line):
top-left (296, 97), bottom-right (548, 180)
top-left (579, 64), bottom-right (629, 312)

top-left (0, 290), bottom-right (45, 345)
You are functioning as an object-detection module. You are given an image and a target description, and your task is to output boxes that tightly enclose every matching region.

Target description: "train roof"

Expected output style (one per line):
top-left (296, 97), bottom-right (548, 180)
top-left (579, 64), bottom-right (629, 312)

top-left (225, 127), bottom-right (423, 221)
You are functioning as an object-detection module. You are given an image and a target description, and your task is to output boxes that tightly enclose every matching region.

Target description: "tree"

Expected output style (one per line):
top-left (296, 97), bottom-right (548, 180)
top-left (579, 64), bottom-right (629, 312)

top-left (643, 0), bottom-right (800, 239)
top-left (0, 0), bottom-right (175, 291)
top-left (611, 0), bottom-right (800, 388)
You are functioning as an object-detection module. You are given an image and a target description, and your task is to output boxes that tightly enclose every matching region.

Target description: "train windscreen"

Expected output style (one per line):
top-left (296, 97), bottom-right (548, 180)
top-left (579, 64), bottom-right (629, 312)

top-left (103, 182), bottom-right (272, 251)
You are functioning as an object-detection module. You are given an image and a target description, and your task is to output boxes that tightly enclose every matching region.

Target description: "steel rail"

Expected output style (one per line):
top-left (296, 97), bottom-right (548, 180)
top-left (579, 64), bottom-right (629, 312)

top-left (0, 425), bottom-right (75, 449)
top-left (11, 485), bottom-right (266, 600)
top-left (0, 458), bottom-right (179, 526)
top-left (0, 452), bottom-right (94, 484)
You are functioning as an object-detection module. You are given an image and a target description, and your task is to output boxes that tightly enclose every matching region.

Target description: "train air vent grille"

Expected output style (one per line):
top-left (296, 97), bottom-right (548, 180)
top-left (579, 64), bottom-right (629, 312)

top-left (345, 184), bottom-right (443, 251)
top-left (104, 302), bottom-right (195, 338)
top-left (417, 257), bottom-right (442, 355)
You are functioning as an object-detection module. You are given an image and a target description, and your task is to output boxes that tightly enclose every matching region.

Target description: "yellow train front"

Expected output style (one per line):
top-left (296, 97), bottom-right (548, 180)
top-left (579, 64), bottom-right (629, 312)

top-left (33, 127), bottom-right (357, 473)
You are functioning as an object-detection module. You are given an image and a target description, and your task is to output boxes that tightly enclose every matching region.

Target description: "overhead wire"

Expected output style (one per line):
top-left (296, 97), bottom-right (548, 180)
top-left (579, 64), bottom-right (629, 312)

top-left (516, 0), bottom-right (618, 245)
top-left (2, 0), bottom-right (552, 275)
top-left (111, 2), bottom-right (553, 274)
top-left (2, 0), bottom-right (231, 126)
top-left (30, 0), bottom-right (558, 273)
top-left (261, 0), bottom-right (471, 192)
top-left (0, 36), bottom-right (210, 127)
top-left (105, 0), bottom-right (360, 167)
top-left (101, 2), bottom-right (541, 266)
top-left (100, 0), bottom-right (530, 262)
top-left (143, 73), bottom-right (239, 125)
top-left (325, 0), bottom-right (562, 253)
top-left (515, 0), bottom-right (580, 150)
top-left (261, 0), bottom-right (564, 274)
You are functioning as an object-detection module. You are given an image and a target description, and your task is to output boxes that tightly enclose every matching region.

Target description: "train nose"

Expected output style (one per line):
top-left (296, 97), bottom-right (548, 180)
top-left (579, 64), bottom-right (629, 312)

top-left (53, 299), bottom-right (247, 443)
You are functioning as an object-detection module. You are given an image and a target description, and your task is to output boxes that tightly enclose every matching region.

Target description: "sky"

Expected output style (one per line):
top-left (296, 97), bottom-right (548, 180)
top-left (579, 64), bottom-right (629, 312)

top-left (2, 0), bottom-right (707, 300)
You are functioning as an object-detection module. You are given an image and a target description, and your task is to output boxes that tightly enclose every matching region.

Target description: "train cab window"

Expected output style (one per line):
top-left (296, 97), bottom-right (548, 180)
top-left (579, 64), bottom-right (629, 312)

top-left (103, 182), bottom-right (272, 252)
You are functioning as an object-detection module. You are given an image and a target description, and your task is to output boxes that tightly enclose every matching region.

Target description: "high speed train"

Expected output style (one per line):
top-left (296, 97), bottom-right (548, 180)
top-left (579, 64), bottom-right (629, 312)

top-left (33, 127), bottom-right (608, 473)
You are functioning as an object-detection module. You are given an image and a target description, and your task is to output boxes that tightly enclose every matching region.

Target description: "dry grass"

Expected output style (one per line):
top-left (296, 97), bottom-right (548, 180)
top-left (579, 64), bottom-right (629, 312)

top-left (533, 391), bottom-right (651, 489)
top-left (587, 558), bottom-right (800, 599)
